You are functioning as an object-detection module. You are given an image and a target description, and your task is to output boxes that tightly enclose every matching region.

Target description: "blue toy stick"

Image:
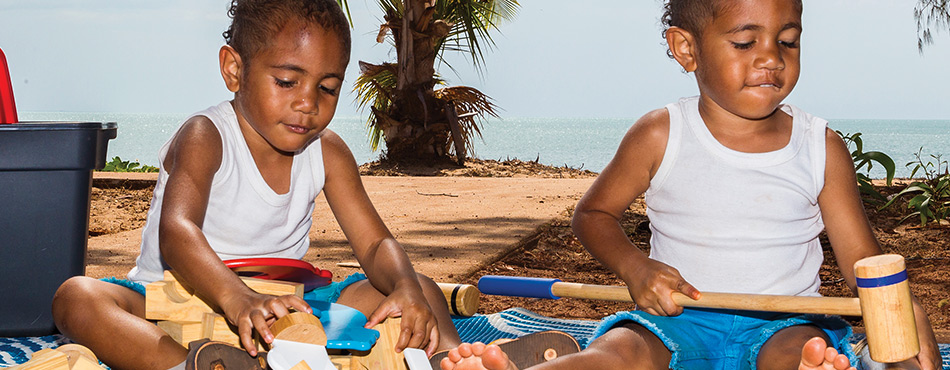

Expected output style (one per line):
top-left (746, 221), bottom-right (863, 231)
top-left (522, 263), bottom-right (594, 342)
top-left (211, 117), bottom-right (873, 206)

top-left (477, 276), bottom-right (562, 300)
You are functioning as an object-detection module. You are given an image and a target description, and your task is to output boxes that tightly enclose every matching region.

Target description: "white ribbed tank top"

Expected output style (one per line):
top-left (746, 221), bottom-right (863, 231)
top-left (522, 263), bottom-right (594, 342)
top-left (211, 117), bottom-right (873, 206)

top-left (644, 96), bottom-right (827, 296)
top-left (128, 101), bottom-right (324, 284)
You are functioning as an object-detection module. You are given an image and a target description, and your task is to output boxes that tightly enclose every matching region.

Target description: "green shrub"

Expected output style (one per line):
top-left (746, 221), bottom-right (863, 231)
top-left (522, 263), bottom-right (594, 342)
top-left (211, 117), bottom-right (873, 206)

top-left (837, 131), bottom-right (895, 203)
top-left (882, 148), bottom-right (950, 227)
top-left (101, 156), bottom-right (158, 173)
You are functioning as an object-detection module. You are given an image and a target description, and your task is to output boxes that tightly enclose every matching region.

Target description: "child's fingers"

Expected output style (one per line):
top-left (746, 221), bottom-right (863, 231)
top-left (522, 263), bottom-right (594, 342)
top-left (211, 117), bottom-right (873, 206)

top-left (676, 280), bottom-right (701, 301)
top-left (650, 279), bottom-right (700, 316)
top-left (394, 322), bottom-right (412, 353)
top-left (237, 320), bottom-right (258, 356)
top-left (283, 295), bottom-right (312, 314)
top-left (265, 298), bottom-right (292, 319)
top-left (425, 320), bottom-right (440, 357)
top-left (364, 303), bottom-right (396, 329)
top-left (402, 315), bottom-right (431, 351)
top-left (655, 292), bottom-right (683, 317)
top-left (251, 309), bottom-right (275, 344)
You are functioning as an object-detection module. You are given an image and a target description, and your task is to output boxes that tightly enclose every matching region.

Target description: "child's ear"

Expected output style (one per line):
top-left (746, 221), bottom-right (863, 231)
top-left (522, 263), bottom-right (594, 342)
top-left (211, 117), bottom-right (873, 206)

top-left (666, 26), bottom-right (698, 73)
top-left (219, 45), bottom-right (243, 93)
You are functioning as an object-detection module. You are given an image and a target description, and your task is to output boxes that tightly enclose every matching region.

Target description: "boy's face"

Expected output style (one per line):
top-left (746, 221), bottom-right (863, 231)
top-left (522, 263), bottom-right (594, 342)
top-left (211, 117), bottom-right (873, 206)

top-left (692, 0), bottom-right (802, 120)
top-left (226, 20), bottom-right (347, 154)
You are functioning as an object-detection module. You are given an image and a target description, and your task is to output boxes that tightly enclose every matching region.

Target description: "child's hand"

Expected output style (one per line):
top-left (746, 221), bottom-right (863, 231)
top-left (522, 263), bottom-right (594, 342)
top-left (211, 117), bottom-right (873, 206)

top-left (220, 291), bottom-right (312, 356)
top-left (363, 286), bottom-right (439, 356)
top-left (625, 258), bottom-right (701, 317)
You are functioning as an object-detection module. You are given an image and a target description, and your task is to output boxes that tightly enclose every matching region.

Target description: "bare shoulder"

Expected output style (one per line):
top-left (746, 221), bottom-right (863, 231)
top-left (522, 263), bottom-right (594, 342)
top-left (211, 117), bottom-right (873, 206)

top-left (318, 129), bottom-right (359, 180)
top-left (823, 127), bottom-right (852, 167)
top-left (319, 129), bottom-right (355, 163)
top-left (608, 107), bottom-right (670, 176)
top-left (318, 129), bottom-right (347, 153)
top-left (818, 127), bottom-right (861, 200)
top-left (171, 115), bottom-right (221, 147)
top-left (164, 115), bottom-right (223, 172)
top-left (628, 107), bottom-right (671, 144)
top-left (824, 126), bottom-right (846, 144)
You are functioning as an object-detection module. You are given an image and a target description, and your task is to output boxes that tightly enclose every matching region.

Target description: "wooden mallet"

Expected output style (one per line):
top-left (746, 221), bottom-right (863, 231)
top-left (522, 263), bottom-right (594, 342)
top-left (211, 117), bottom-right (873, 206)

top-left (477, 254), bottom-right (918, 363)
top-left (437, 282), bottom-right (480, 317)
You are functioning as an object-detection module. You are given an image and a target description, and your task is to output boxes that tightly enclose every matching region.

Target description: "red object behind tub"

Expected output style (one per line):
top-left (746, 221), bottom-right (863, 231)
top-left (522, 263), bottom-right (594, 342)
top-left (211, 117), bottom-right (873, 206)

top-left (0, 47), bottom-right (17, 124)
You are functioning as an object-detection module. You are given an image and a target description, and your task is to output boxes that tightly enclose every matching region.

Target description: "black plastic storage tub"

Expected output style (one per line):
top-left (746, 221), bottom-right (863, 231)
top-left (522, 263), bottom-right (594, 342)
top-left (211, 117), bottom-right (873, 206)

top-left (0, 121), bottom-right (117, 336)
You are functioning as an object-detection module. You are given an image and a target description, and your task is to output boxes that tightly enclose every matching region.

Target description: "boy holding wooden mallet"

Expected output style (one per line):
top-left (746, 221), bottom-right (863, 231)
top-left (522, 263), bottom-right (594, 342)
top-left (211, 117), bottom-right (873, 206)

top-left (440, 0), bottom-right (940, 369)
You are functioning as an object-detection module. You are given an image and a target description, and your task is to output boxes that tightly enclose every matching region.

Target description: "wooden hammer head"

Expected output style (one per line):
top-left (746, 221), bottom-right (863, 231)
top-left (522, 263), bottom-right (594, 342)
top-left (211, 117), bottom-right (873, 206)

top-left (854, 254), bottom-right (919, 363)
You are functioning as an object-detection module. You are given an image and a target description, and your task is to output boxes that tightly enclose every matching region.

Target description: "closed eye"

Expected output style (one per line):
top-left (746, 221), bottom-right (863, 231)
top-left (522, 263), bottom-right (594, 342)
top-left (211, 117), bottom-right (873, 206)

top-left (274, 78), bottom-right (296, 88)
top-left (779, 40), bottom-right (799, 48)
top-left (731, 41), bottom-right (755, 50)
top-left (320, 85), bottom-right (339, 97)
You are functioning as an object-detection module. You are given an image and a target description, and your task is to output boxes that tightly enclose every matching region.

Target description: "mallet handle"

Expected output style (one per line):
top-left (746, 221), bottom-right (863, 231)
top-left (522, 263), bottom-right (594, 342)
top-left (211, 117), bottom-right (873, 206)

top-left (478, 276), bottom-right (863, 316)
top-left (553, 282), bottom-right (862, 316)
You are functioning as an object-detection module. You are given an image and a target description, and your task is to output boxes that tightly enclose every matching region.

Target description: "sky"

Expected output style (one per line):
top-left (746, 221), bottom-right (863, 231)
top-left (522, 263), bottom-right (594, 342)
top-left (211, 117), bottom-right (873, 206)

top-left (1, 0), bottom-right (949, 120)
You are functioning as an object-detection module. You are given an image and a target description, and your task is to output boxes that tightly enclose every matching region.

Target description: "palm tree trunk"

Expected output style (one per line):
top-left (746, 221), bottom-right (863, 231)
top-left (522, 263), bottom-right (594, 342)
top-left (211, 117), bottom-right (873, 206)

top-left (385, 0), bottom-right (445, 160)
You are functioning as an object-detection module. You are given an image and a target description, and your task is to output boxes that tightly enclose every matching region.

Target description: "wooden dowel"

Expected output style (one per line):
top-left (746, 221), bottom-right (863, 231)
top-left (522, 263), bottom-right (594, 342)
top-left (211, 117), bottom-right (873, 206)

top-left (550, 282), bottom-right (863, 316)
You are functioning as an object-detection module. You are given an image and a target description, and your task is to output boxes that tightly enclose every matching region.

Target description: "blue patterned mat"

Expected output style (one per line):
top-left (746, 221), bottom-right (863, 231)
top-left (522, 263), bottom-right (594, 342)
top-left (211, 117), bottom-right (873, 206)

top-left (3, 308), bottom-right (949, 368)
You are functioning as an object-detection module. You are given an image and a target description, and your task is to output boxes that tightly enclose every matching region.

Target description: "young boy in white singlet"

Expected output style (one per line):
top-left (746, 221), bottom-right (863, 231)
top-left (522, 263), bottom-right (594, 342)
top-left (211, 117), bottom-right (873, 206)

top-left (50, 1), bottom-right (460, 369)
top-left (440, 0), bottom-right (941, 369)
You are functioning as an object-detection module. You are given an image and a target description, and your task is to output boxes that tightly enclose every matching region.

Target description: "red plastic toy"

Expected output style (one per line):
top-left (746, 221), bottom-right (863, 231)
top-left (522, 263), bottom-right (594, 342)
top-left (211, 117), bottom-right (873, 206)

top-left (224, 257), bottom-right (333, 292)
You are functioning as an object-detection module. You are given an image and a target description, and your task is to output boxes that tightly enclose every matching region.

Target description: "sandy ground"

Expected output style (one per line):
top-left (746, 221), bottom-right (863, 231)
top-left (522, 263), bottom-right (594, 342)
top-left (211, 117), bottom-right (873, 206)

top-left (86, 173), bottom-right (596, 283)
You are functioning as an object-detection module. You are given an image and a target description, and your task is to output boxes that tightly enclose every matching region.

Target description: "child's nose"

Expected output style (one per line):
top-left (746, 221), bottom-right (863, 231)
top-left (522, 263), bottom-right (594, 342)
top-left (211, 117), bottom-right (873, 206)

top-left (292, 90), bottom-right (319, 115)
top-left (754, 44), bottom-right (785, 70)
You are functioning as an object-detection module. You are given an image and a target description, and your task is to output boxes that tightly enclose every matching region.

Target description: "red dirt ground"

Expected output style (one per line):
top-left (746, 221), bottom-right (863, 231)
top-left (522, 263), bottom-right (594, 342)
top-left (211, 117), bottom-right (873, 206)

top-left (88, 163), bottom-right (949, 337)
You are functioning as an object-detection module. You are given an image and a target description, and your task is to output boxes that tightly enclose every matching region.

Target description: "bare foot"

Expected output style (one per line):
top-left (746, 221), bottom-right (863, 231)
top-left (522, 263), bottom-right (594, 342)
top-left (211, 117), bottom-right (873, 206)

top-left (800, 337), bottom-right (856, 370)
top-left (440, 342), bottom-right (519, 370)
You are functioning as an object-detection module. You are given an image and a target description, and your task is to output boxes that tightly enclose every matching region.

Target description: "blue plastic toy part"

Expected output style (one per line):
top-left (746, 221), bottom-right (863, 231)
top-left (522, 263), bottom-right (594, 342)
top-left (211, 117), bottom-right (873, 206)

top-left (305, 299), bottom-right (380, 351)
top-left (477, 276), bottom-right (562, 300)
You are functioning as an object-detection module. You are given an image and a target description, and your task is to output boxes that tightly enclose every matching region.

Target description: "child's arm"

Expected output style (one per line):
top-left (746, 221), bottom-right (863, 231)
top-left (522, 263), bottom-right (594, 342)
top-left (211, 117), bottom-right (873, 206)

top-left (818, 129), bottom-right (940, 369)
top-left (572, 109), bottom-right (701, 317)
top-left (319, 130), bottom-right (439, 354)
top-left (157, 117), bottom-right (311, 355)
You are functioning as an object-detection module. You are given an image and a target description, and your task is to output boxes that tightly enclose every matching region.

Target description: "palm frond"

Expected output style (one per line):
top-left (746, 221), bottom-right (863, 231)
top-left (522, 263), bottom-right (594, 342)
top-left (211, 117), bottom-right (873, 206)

top-left (435, 0), bottom-right (520, 70)
top-left (376, 0), bottom-right (403, 15)
top-left (434, 85), bottom-right (500, 156)
top-left (354, 62), bottom-right (399, 151)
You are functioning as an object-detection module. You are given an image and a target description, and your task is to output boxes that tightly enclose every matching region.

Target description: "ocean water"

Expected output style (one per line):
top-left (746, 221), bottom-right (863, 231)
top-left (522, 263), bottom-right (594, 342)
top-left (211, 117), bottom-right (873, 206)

top-left (17, 111), bottom-right (950, 179)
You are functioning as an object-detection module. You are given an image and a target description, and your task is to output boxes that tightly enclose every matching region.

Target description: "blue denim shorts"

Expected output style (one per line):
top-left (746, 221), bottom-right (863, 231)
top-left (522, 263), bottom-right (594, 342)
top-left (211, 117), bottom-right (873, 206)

top-left (103, 272), bottom-right (367, 304)
top-left (592, 307), bottom-right (857, 370)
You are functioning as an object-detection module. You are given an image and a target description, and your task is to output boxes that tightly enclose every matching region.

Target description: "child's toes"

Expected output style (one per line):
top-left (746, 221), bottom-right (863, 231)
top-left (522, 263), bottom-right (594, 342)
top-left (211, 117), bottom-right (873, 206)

top-left (457, 343), bottom-right (477, 358)
top-left (480, 345), bottom-right (517, 370)
top-left (441, 356), bottom-right (458, 370)
top-left (800, 337), bottom-right (827, 368)
top-left (469, 342), bottom-right (488, 356)
top-left (832, 353), bottom-right (854, 370)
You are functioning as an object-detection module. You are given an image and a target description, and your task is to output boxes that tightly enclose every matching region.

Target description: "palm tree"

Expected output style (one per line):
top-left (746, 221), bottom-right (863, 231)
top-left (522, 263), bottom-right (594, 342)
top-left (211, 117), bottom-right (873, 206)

top-left (915, 0), bottom-right (950, 52)
top-left (340, 0), bottom-right (519, 165)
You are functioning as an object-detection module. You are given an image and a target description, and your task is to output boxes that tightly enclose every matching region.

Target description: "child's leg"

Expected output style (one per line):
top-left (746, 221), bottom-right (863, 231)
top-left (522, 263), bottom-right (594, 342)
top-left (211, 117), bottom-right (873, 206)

top-left (335, 273), bottom-right (461, 351)
top-left (441, 322), bottom-right (671, 370)
top-left (52, 276), bottom-right (188, 370)
top-left (757, 325), bottom-right (854, 370)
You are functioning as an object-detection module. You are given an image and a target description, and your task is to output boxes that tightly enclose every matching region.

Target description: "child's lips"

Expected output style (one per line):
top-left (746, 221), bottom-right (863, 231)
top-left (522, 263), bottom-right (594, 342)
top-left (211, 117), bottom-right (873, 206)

top-left (283, 123), bottom-right (311, 134)
top-left (749, 77), bottom-right (782, 89)
top-left (749, 82), bottom-right (782, 89)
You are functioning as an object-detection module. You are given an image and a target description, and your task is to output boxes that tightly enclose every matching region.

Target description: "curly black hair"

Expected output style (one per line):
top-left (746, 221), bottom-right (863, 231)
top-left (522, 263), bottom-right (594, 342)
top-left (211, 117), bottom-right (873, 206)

top-left (222, 0), bottom-right (351, 64)
top-left (660, 0), bottom-right (802, 58)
